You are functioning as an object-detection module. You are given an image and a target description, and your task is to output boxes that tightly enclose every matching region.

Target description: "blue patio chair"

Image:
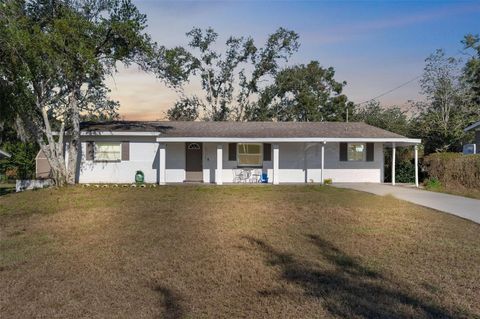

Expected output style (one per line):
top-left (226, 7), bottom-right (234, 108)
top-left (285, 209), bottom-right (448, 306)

top-left (259, 172), bottom-right (268, 183)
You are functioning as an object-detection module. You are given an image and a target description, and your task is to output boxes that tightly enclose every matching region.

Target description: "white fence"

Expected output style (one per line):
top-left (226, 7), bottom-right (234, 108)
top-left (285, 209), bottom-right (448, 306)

top-left (16, 179), bottom-right (54, 192)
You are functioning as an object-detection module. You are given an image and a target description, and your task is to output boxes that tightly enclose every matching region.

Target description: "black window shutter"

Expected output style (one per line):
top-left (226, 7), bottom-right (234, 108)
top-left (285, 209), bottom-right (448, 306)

top-left (263, 143), bottom-right (272, 161)
top-left (339, 142), bottom-right (348, 161)
top-left (366, 143), bottom-right (374, 162)
top-left (121, 142), bottom-right (130, 161)
top-left (86, 142), bottom-right (94, 160)
top-left (228, 143), bottom-right (237, 161)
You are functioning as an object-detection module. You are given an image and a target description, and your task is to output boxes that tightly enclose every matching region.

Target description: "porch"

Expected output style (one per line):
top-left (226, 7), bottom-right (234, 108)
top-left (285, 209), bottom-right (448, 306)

top-left (156, 140), bottom-right (420, 186)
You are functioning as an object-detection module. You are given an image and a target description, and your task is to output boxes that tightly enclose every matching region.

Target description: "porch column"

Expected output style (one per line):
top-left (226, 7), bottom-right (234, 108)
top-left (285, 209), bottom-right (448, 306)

top-left (273, 144), bottom-right (279, 185)
top-left (159, 143), bottom-right (166, 185)
top-left (320, 142), bottom-right (325, 184)
top-left (216, 144), bottom-right (223, 185)
top-left (391, 143), bottom-right (396, 186)
top-left (414, 144), bottom-right (419, 188)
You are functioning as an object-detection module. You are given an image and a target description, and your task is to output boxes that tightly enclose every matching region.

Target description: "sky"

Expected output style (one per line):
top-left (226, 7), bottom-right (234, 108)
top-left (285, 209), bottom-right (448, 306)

top-left (108, 0), bottom-right (480, 120)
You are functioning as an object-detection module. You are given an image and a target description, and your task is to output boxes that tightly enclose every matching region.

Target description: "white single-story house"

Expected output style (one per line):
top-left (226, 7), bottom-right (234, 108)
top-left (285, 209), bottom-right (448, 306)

top-left (37, 121), bottom-right (421, 186)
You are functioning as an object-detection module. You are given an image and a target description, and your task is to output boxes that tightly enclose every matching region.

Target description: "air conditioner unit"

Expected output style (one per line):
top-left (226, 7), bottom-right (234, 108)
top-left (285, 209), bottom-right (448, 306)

top-left (463, 144), bottom-right (477, 154)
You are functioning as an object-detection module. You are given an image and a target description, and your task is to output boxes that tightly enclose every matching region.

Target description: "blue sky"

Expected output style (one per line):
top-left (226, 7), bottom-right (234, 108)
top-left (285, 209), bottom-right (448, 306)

top-left (110, 0), bottom-right (480, 120)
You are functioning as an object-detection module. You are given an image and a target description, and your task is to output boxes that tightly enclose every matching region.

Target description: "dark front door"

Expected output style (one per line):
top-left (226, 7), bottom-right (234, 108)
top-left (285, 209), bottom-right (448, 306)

top-left (185, 142), bottom-right (203, 181)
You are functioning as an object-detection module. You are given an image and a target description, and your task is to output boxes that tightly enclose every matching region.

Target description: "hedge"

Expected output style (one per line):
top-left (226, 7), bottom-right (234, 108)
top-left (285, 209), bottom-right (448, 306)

top-left (423, 153), bottom-right (480, 189)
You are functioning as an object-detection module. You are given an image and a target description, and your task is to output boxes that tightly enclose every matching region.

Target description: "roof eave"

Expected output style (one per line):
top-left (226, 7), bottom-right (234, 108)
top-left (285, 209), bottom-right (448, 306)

top-left (155, 137), bottom-right (421, 144)
top-left (464, 121), bottom-right (480, 132)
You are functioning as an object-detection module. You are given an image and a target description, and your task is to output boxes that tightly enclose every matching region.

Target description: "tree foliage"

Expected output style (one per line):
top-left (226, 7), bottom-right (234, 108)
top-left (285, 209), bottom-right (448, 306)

top-left (353, 101), bottom-right (410, 136)
top-left (246, 61), bottom-right (353, 122)
top-left (462, 34), bottom-right (480, 106)
top-left (0, 0), bottom-right (157, 185)
top-left (163, 27), bottom-right (300, 121)
top-left (411, 49), bottom-right (479, 153)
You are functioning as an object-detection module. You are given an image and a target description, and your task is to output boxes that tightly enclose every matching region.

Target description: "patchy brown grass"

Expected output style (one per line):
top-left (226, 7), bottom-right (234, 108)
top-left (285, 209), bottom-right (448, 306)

top-left (0, 185), bottom-right (479, 319)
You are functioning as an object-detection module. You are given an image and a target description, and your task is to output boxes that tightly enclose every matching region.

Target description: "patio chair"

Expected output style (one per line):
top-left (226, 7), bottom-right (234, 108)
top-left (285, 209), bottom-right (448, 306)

top-left (249, 169), bottom-right (262, 183)
top-left (233, 169), bottom-right (247, 183)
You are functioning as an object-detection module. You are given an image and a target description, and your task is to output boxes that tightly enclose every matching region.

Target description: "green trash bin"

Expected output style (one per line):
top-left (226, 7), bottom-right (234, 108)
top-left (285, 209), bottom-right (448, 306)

top-left (135, 170), bottom-right (144, 184)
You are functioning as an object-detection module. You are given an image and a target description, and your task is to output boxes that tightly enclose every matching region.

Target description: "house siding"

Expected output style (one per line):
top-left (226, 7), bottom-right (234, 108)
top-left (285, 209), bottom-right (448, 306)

top-left (324, 142), bottom-right (384, 183)
top-left (78, 136), bottom-right (159, 184)
top-left (76, 139), bottom-right (385, 184)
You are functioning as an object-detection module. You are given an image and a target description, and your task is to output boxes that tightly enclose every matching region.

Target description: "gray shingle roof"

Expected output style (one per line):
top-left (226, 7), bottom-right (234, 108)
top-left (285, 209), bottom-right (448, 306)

top-left (81, 121), bottom-right (406, 139)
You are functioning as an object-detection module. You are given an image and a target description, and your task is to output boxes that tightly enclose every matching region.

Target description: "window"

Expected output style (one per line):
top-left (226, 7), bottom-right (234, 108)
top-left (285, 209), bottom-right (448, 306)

top-left (237, 143), bottom-right (262, 166)
top-left (95, 142), bottom-right (121, 161)
top-left (188, 143), bottom-right (201, 150)
top-left (347, 143), bottom-right (365, 161)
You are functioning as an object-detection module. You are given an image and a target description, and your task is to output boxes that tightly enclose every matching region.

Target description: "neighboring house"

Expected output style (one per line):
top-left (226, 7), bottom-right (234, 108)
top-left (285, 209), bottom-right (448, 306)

top-left (36, 150), bottom-right (52, 179)
top-left (464, 121), bottom-right (480, 154)
top-left (37, 121), bottom-right (421, 186)
top-left (0, 149), bottom-right (11, 159)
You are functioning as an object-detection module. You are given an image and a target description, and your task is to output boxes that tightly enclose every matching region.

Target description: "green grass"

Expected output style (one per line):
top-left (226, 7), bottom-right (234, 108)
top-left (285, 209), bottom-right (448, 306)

top-left (0, 185), bottom-right (479, 318)
top-left (0, 183), bottom-right (15, 196)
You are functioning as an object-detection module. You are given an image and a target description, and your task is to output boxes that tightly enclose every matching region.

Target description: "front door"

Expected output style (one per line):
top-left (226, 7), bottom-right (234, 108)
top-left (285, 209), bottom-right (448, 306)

top-left (185, 142), bottom-right (203, 181)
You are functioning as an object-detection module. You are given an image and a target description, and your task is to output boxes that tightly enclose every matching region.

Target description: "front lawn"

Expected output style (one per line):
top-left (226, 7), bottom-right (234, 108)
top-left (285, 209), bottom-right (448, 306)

top-left (0, 185), bottom-right (479, 318)
top-left (0, 183), bottom-right (15, 196)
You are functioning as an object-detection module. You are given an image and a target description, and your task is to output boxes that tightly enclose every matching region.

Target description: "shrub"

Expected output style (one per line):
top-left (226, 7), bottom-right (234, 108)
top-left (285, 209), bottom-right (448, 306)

top-left (423, 153), bottom-right (480, 189)
top-left (424, 177), bottom-right (442, 190)
top-left (323, 178), bottom-right (333, 185)
top-left (396, 160), bottom-right (415, 183)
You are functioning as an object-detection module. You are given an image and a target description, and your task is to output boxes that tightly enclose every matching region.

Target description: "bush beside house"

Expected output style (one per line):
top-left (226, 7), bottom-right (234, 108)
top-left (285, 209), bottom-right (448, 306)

top-left (423, 153), bottom-right (480, 190)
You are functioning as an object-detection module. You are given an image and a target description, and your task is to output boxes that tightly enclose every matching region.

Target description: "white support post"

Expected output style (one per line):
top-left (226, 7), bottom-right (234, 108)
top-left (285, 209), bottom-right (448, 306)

top-left (216, 144), bottom-right (223, 185)
top-left (159, 143), bottom-right (166, 185)
top-left (273, 144), bottom-right (279, 185)
top-left (414, 144), bottom-right (419, 188)
top-left (320, 142), bottom-right (325, 184)
top-left (392, 143), bottom-right (396, 186)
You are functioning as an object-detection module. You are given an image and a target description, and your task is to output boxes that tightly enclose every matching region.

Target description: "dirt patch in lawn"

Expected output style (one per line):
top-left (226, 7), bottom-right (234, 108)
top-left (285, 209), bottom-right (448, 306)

top-left (0, 185), bottom-right (479, 318)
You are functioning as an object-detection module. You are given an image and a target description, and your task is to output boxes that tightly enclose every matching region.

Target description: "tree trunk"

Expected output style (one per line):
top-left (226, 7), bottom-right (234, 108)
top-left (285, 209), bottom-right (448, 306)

top-left (66, 88), bottom-right (81, 185)
top-left (18, 95), bottom-right (72, 186)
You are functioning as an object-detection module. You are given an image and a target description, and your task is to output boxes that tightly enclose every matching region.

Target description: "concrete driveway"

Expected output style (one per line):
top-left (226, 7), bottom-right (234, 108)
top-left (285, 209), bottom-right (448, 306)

top-left (332, 183), bottom-right (480, 224)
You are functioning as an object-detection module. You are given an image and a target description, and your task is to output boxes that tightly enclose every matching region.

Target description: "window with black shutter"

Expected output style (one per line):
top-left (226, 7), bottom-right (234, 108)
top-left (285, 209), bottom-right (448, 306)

top-left (366, 143), bottom-right (374, 162)
top-left (263, 143), bottom-right (272, 161)
top-left (86, 142), bottom-right (94, 160)
top-left (339, 142), bottom-right (348, 161)
top-left (228, 143), bottom-right (237, 161)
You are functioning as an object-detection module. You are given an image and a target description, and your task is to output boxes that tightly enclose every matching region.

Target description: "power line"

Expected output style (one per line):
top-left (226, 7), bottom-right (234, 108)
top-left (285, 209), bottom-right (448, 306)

top-left (356, 74), bottom-right (422, 105)
top-left (357, 51), bottom-right (467, 106)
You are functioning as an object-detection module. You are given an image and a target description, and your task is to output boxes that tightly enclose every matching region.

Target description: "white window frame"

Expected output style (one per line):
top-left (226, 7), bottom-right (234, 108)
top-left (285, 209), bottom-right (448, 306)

top-left (347, 143), bottom-right (366, 162)
top-left (237, 143), bottom-right (263, 167)
top-left (94, 142), bottom-right (122, 162)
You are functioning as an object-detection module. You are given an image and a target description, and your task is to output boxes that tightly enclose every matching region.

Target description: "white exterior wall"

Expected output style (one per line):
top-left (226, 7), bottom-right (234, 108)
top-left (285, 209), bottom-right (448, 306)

top-left (77, 139), bottom-right (384, 184)
top-left (165, 143), bottom-right (185, 183)
top-left (78, 137), bottom-right (159, 183)
top-left (324, 142), bottom-right (384, 183)
top-left (272, 142), bottom-right (383, 183)
top-left (78, 138), bottom-right (186, 184)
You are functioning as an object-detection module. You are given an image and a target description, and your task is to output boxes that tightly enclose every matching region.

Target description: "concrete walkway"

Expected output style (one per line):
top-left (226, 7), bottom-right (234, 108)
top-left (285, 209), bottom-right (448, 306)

top-left (332, 183), bottom-right (480, 224)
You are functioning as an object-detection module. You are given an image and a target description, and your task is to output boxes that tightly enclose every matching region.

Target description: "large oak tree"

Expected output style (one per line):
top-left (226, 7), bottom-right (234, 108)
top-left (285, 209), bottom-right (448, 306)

top-left (0, 0), bottom-right (157, 185)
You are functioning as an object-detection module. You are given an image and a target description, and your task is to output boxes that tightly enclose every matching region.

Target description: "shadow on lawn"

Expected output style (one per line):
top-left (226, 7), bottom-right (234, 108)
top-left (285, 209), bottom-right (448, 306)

top-left (243, 235), bottom-right (459, 319)
top-left (153, 285), bottom-right (184, 319)
top-left (0, 186), bottom-right (15, 196)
